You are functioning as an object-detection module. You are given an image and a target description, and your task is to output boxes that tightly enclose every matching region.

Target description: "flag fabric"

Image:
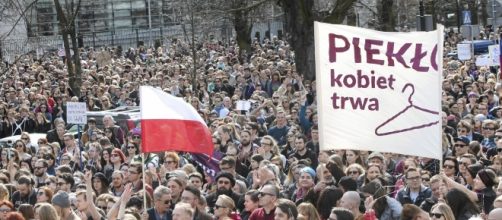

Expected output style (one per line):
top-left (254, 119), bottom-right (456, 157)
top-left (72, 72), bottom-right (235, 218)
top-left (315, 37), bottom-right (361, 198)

top-left (499, 34), bottom-right (502, 79)
top-left (140, 86), bottom-right (214, 155)
top-left (190, 152), bottom-right (223, 180)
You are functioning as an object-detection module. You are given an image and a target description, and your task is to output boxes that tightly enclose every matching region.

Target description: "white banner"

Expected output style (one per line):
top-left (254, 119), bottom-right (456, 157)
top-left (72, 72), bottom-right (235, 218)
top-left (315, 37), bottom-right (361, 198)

top-left (314, 22), bottom-right (443, 159)
top-left (489, 45), bottom-right (500, 66)
top-left (457, 44), bottom-right (471, 60)
top-left (66, 102), bottom-right (87, 124)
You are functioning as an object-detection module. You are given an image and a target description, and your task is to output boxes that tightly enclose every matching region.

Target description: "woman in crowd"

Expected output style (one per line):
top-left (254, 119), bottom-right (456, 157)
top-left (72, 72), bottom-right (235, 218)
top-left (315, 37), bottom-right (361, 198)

top-left (92, 172), bottom-right (111, 196)
top-left (213, 195), bottom-right (238, 220)
top-left (241, 190), bottom-right (259, 220)
top-left (429, 203), bottom-right (455, 220)
top-left (297, 202), bottom-right (320, 220)
top-left (291, 167), bottom-right (316, 204)
top-left (0, 200), bottom-right (14, 220)
top-left (36, 187), bottom-right (53, 203)
top-left (316, 187), bottom-right (344, 220)
top-left (400, 204), bottom-right (430, 220)
top-left (361, 181), bottom-right (402, 220)
top-left (125, 143), bottom-right (139, 164)
top-left (343, 150), bottom-right (363, 166)
top-left (14, 140), bottom-right (31, 161)
top-left (274, 199), bottom-right (298, 220)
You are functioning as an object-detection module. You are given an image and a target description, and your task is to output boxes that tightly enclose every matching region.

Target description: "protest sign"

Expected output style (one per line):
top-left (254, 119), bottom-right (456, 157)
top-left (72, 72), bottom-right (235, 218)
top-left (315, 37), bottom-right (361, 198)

top-left (66, 102), bottom-right (87, 124)
top-left (457, 44), bottom-right (471, 60)
top-left (314, 22), bottom-right (443, 159)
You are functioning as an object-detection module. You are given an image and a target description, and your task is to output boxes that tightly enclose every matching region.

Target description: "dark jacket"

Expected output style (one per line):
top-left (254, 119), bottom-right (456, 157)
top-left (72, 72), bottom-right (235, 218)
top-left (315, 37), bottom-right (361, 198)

top-left (396, 185), bottom-right (432, 206)
top-left (147, 208), bottom-right (172, 220)
top-left (193, 208), bottom-right (212, 220)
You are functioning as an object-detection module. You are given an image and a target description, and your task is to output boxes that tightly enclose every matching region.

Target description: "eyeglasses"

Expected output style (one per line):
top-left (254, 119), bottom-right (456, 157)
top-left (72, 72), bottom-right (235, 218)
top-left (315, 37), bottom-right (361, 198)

top-left (454, 144), bottom-right (467, 148)
top-left (21, 137), bottom-right (29, 141)
top-left (0, 209), bottom-right (10, 213)
top-left (430, 213), bottom-right (443, 218)
top-left (406, 176), bottom-right (421, 181)
top-left (347, 171), bottom-right (359, 175)
top-left (457, 129), bottom-right (467, 133)
top-left (497, 148), bottom-right (502, 153)
top-left (214, 204), bottom-right (226, 209)
top-left (443, 165), bottom-right (455, 169)
top-left (258, 192), bottom-right (276, 197)
top-left (98, 206), bottom-right (107, 211)
top-left (132, 135), bottom-right (141, 139)
top-left (422, 177), bottom-right (430, 182)
top-left (483, 127), bottom-right (496, 130)
top-left (127, 146), bottom-right (136, 149)
top-left (460, 162), bottom-right (470, 166)
top-left (16, 144), bottom-right (23, 148)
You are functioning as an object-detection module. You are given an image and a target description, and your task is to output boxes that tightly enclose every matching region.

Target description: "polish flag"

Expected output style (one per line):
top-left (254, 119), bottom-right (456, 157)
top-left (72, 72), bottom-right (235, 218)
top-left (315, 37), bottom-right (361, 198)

top-left (140, 86), bottom-right (214, 155)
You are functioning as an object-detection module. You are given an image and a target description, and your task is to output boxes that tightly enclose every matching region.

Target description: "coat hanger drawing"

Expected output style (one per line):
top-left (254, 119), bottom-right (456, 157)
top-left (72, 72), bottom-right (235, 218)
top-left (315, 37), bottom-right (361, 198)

top-left (374, 83), bottom-right (439, 136)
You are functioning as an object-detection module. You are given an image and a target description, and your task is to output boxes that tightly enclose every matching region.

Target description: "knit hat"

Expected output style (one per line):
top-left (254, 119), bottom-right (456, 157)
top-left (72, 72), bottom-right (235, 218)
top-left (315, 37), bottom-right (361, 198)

top-left (300, 167), bottom-right (316, 179)
top-left (367, 152), bottom-right (385, 163)
top-left (477, 169), bottom-right (497, 188)
top-left (215, 172), bottom-right (236, 187)
top-left (52, 191), bottom-right (71, 208)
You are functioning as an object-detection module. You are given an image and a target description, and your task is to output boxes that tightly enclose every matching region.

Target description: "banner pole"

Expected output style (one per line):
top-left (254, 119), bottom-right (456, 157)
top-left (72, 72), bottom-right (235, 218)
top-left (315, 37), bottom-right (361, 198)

top-left (142, 152), bottom-right (147, 211)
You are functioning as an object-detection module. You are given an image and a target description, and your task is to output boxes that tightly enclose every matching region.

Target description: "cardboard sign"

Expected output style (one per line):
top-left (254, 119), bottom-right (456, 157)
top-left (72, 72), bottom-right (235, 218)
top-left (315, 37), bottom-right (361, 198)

top-left (66, 102), bottom-right (87, 124)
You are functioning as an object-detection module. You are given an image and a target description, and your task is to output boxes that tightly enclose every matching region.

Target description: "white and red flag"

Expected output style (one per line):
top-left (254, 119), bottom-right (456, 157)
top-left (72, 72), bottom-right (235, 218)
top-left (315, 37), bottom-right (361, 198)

top-left (140, 86), bottom-right (213, 155)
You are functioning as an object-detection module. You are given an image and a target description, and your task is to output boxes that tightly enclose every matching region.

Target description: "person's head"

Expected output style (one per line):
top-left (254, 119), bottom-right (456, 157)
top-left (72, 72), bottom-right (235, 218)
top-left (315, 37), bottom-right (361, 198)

top-left (57, 173), bottom-right (74, 193)
top-left (329, 207), bottom-right (354, 220)
top-left (127, 162), bottom-right (142, 183)
top-left (401, 204), bottom-right (429, 220)
top-left (111, 170), bottom-right (124, 188)
top-left (92, 172), bottom-right (109, 193)
top-left (367, 152), bottom-right (385, 169)
top-left (317, 186), bottom-right (344, 219)
top-left (102, 115), bottom-right (115, 127)
top-left (164, 152), bottom-right (180, 171)
top-left (33, 159), bottom-right (48, 177)
top-left (443, 156), bottom-right (459, 176)
top-left (295, 136), bottom-right (307, 152)
top-left (430, 202), bottom-right (455, 220)
top-left (167, 177), bottom-right (185, 200)
top-left (453, 136), bottom-right (470, 156)
top-left (275, 199), bottom-right (298, 220)
top-left (429, 175), bottom-right (446, 199)
top-left (219, 156), bottom-right (236, 174)
top-left (0, 200), bottom-right (13, 220)
top-left (153, 186), bottom-right (172, 214)
top-left (188, 172), bottom-right (203, 190)
top-left (488, 208), bottom-right (502, 220)
top-left (297, 202), bottom-right (320, 220)
top-left (214, 194), bottom-right (235, 218)
top-left (299, 166), bottom-right (316, 189)
top-left (52, 191), bottom-right (72, 217)
top-left (37, 187), bottom-right (53, 203)
top-left (37, 203), bottom-right (58, 220)
top-left (75, 190), bottom-right (90, 212)
top-left (258, 183), bottom-right (279, 207)
top-left (172, 202), bottom-right (194, 220)
top-left (180, 185), bottom-right (200, 209)
top-left (244, 190), bottom-right (259, 212)
top-left (110, 148), bottom-right (126, 165)
top-left (345, 163), bottom-right (364, 181)
top-left (16, 176), bottom-right (32, 197)
top-left (366, 164), bottom-right (382, 181)
top-left (405, 167), bottom-right (423, 190)
top-left (474, 168), bottom-right (498, 191)
top-left (215, 172), bottom-right (235, 192)
top-left (18, 204), bottom-right (35, 220)
top-left (446, 188), bottom-right (480, 217)
top-left (339, 191), bottom-right (360, 212)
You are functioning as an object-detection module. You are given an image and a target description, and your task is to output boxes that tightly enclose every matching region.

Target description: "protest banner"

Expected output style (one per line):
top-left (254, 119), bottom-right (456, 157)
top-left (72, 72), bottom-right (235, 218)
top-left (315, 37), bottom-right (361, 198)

top-left (314, 22), bottom-right (443, 159)
top-left (457, 44), bottom-right (471, 60)
top-left (66, 102), bottom-right (87, 124)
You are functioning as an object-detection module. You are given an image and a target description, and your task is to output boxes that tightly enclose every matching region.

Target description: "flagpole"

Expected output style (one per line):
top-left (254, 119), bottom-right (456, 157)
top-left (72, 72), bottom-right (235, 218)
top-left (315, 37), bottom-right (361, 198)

top-left (142, 152), bottom-right (147, 212)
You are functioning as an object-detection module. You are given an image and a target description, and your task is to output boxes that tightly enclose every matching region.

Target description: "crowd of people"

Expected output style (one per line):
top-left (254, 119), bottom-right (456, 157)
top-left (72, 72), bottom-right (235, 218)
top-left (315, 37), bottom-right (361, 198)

top-left (0, 26), bottom-right (502, 220)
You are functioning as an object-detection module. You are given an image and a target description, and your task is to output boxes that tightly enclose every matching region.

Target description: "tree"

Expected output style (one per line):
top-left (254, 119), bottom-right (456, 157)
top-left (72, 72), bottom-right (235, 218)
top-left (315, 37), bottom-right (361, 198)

top-left (53, 0), bottom-right (82, 97)
top-left (277, 0), bottom-right (357, 80)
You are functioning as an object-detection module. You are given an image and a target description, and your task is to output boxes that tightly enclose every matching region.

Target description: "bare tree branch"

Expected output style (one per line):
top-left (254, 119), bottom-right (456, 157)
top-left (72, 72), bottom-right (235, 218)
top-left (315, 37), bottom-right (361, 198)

top-left (0, 0), bottom-right (39, 40)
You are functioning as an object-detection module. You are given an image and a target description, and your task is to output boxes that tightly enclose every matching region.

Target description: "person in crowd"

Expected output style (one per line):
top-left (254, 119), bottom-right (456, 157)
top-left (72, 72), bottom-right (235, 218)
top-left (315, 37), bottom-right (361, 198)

top-left (274, 199), bottom-right (298, 220)
top-left (249, 183), bottom-right (279, 220)
top-left (429, 203), bottom-right (455, 220)
top-left (396, 168), bottom-right (432, 206)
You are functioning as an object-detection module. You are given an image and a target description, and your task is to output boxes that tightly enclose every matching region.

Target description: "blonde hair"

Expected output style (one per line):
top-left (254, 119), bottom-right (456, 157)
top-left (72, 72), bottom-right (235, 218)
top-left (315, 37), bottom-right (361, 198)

top-left (431, 203), bottom-right (455, 220)
top-left (0, 184), bottom-right (9, 200)
top-left (38, 203), bottom-right (59, 220)
top-left (216, 194), bottom-right (235, 211)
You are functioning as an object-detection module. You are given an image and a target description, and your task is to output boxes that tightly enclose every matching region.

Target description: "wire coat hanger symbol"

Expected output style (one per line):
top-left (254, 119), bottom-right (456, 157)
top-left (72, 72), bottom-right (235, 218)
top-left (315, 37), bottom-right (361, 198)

top-left (374, 83), bottom-right (439, 136)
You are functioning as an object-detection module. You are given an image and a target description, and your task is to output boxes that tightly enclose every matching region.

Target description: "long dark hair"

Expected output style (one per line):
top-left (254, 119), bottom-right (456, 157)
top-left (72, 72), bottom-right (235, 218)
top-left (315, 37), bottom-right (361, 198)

top-left (446, 188), bottom-right (480, 218)
top-left (316, 186), bottom-right (343, 219)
